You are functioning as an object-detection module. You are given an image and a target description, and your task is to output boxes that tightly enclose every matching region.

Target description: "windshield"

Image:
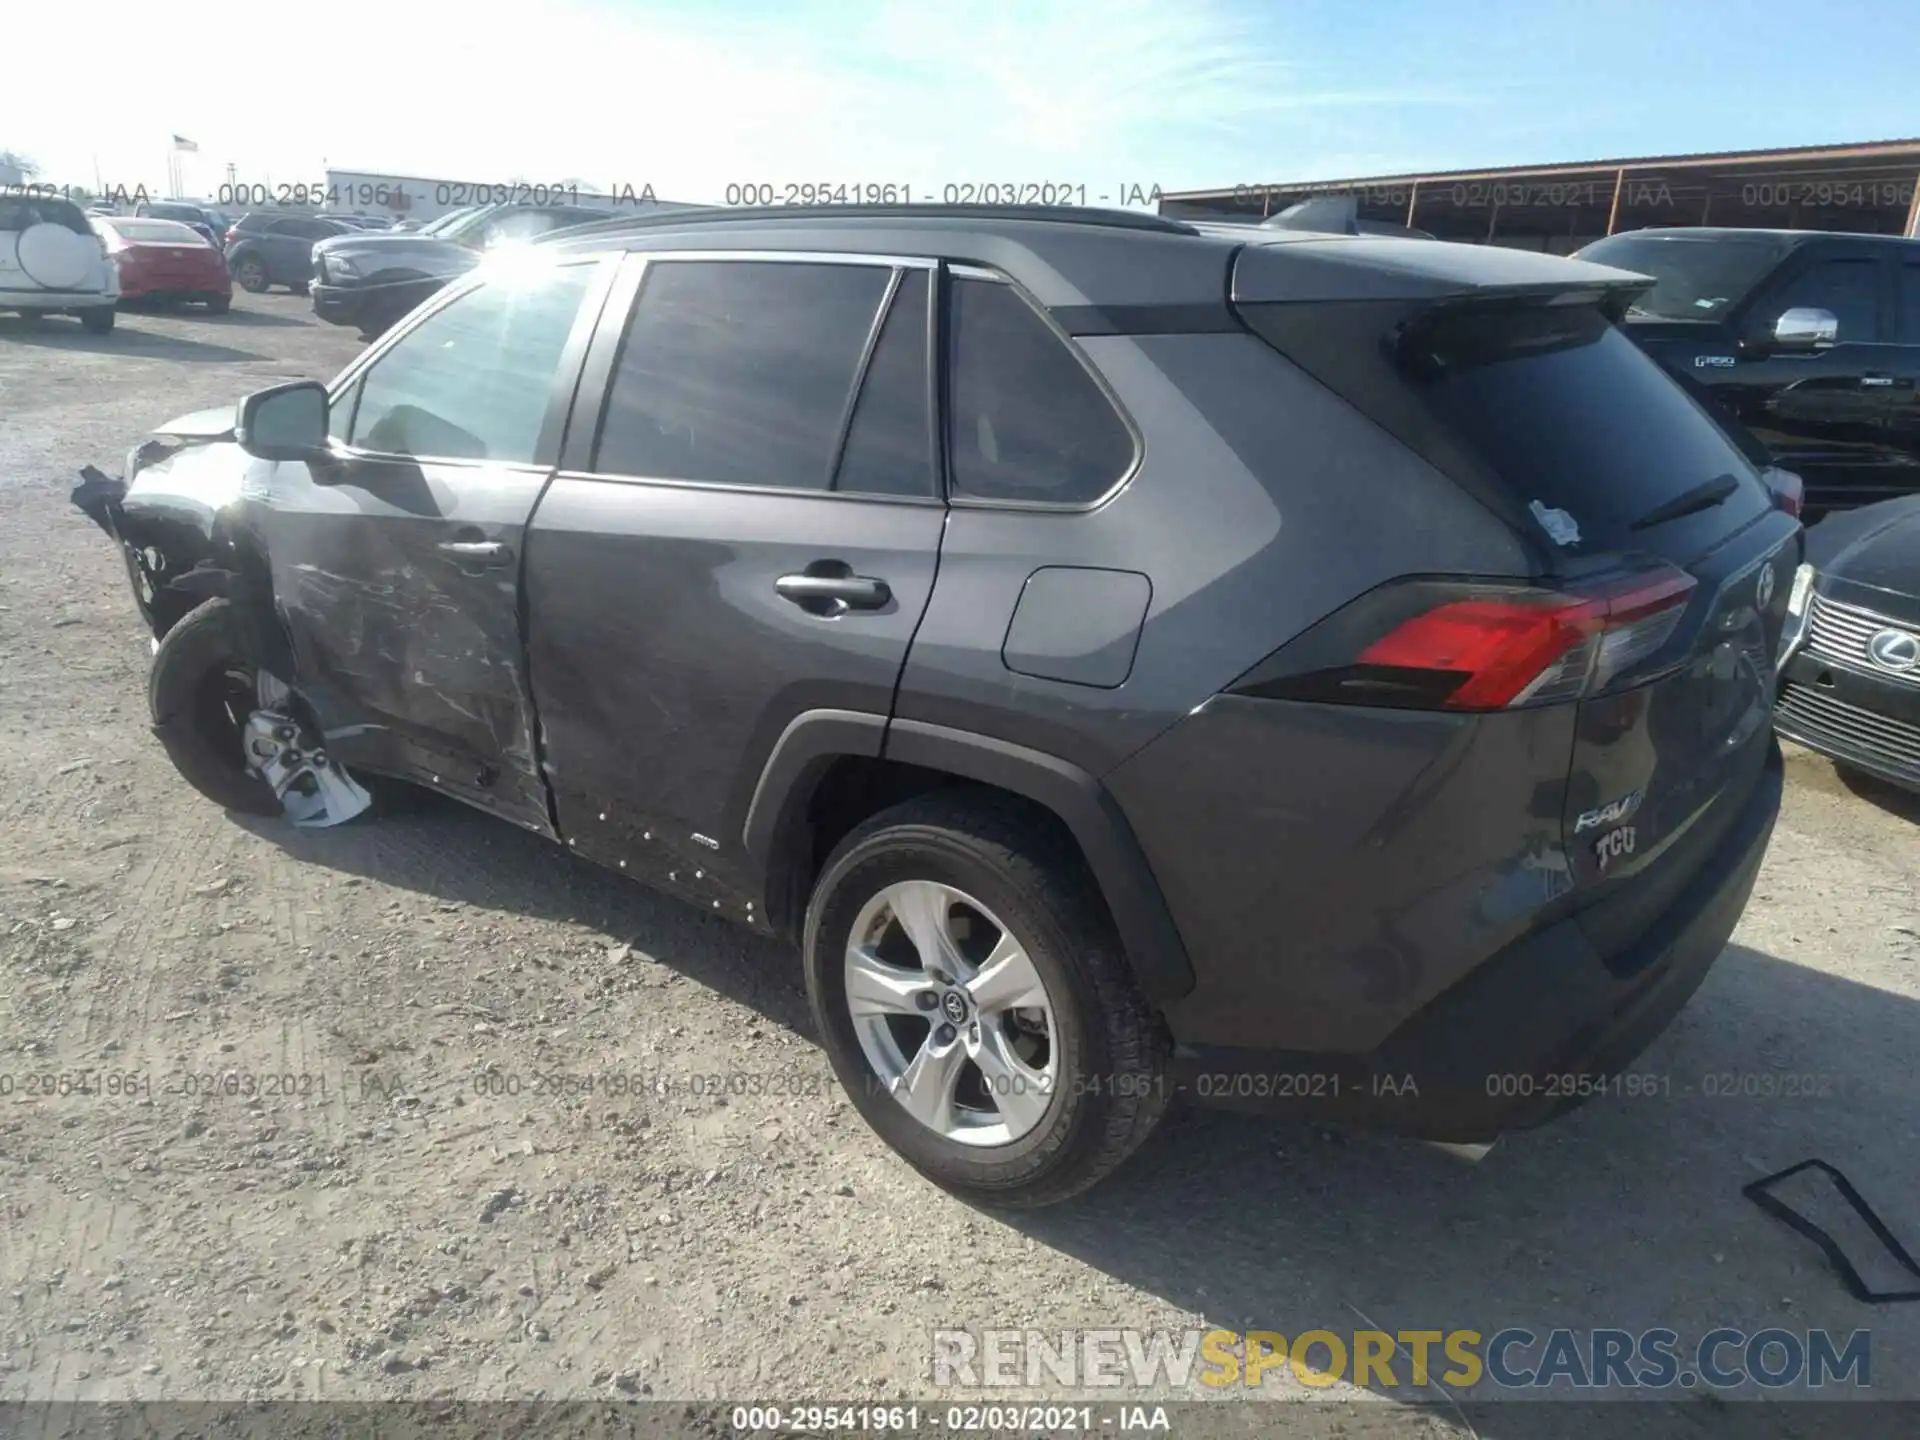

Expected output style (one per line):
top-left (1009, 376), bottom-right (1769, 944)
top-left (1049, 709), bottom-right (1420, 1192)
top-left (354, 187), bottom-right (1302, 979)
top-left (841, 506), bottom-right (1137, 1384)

top-left (1575, 233), bottom-right (1793, 321)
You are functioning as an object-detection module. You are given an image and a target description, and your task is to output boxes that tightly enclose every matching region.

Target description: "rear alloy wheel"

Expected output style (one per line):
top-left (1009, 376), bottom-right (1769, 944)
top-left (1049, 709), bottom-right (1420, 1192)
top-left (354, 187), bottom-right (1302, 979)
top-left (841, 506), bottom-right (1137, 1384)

top-left (232, 255), bottom-right (269, 293)
top-left (804, 793), bottom-right (1170, 1208)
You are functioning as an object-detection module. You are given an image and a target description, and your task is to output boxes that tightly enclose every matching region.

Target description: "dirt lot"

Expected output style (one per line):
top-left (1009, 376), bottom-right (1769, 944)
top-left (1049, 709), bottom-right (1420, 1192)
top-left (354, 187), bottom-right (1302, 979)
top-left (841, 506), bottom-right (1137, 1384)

top-left (2, 295), bottom-right (1918, 1432)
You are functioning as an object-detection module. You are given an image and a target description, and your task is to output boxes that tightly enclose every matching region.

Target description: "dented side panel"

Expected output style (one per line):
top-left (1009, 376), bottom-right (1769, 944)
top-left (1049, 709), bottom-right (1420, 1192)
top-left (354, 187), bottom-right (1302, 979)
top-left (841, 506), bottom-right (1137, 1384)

top-left (256, 453), bottom-right (557, 834)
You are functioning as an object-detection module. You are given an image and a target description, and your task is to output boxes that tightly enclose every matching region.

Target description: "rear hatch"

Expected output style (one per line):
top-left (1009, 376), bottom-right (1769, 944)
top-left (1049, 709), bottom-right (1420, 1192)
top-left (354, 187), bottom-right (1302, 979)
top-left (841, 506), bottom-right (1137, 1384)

top-left (1234, 236), bottom-right (1799, 935)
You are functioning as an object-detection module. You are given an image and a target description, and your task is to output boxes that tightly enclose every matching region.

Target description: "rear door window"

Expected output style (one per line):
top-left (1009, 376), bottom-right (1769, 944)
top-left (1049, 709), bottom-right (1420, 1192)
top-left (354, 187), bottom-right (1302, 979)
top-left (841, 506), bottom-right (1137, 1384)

top-left (946, 275), bottom-right (1135, 505)
top-left (1401, 304), bottom-right (1771, 554)
top-left (833, 269), bottom-right (936, 498)
top-left (592, 258), bottom-right (892, 491)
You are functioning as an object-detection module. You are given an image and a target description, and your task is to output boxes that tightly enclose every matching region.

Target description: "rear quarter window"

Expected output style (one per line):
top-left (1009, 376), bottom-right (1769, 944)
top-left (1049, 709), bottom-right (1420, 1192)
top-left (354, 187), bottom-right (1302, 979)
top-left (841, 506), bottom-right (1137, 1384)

top-left (946, 276), bottom-right (1136, 506)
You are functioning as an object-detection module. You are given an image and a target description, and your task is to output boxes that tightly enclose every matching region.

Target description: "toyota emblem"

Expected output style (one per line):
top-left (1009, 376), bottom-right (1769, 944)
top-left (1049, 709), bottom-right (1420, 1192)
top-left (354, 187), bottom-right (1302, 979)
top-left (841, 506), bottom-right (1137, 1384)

top-left (1754, 563), bottom-right (1775, 610)
top-left (1866, 627), bottom-right (1919, 673)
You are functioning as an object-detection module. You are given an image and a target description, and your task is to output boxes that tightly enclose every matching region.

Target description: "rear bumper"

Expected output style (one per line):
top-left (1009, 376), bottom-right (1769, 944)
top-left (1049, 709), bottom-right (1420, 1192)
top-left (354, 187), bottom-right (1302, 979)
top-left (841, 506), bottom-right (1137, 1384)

top-left (1, 286), bottom-right (117, 311)
top-left (120, 280), bottom-right (231, 301)
top-left (1170, 738), bottom-right (1782, 1140)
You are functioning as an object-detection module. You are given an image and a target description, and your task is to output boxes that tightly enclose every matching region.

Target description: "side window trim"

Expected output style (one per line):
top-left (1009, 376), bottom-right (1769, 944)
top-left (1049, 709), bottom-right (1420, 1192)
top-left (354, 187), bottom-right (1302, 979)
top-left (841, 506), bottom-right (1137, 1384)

top-left (825, 267), bottom-right (904, 491)
top-left (324, 253), bottom-right (617, 470)
top-left (939, 264), bottom-right (1144, 514)
top-left (563, 248), bottom-right (946, 505)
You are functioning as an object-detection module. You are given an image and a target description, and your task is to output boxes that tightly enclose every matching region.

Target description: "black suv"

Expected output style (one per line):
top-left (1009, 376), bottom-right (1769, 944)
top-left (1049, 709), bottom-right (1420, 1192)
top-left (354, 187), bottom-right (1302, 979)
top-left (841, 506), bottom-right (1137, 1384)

top-left (1577, 228), bottom-right (1920, 524)
top-left (75, 206), bottom-right (1793, 1206)
top-left (223, 212), bottom-right (355, 293)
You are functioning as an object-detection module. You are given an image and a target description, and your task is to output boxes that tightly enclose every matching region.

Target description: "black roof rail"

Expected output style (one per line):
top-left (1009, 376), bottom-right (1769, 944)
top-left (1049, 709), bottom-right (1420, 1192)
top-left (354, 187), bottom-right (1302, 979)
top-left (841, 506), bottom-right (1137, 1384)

top-left (543, 203), bottom-right (1199, 244)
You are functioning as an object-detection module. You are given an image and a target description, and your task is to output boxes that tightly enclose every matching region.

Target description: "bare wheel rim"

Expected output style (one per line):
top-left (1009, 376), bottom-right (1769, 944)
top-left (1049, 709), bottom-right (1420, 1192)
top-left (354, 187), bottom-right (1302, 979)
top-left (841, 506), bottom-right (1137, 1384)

top-left (843, 879), bottom-right (1059, 1148)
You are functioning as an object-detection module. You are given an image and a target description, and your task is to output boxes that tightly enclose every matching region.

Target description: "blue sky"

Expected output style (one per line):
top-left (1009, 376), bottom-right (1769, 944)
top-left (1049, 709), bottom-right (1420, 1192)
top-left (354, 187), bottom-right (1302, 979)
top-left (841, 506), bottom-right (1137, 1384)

top-left (3, 0), bottom-right (1916, 202)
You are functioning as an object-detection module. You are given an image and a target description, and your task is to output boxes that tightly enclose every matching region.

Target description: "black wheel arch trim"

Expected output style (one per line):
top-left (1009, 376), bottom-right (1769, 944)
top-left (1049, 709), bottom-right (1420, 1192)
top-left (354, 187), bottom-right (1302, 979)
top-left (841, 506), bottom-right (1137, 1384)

top-left (743, 709), bottom-right (1196, 1004)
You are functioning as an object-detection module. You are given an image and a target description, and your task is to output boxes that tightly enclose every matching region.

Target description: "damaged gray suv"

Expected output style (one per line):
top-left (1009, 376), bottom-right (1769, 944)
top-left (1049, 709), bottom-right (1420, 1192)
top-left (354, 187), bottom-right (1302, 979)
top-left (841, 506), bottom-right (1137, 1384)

top-left (75, 205), bottom-right (1796, 1206)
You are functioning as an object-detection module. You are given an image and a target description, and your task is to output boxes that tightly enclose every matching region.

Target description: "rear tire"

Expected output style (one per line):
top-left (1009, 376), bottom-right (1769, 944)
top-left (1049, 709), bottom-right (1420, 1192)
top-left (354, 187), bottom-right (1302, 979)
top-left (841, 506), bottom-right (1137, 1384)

top-left (803, 791), bottom-right (1170, 1208)
top-left (147, 598), bottom-right (281, 815)
top-left (204, 294), bottom-right (232, 314)
top-left (80, 307), bottom-right (114, 335)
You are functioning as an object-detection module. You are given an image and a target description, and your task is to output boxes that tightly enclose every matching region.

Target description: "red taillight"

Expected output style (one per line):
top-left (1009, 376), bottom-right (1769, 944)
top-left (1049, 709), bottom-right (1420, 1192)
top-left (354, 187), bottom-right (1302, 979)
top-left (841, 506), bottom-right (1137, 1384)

top-left (1358, 569), bottom-right (1696, 709)
top-left (1359, 596), bottom-right (1608, 709)
top-left (1234, 566), bottom-right (1698, 712)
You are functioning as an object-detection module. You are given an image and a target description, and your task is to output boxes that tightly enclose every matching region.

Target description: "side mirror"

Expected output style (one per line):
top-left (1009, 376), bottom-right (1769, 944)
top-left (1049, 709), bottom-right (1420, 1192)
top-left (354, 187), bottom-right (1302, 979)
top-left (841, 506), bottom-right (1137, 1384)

top-left (1769, 306), bottom-right (1838, 351)
top-left (234, 381), bottom-right (329, 461)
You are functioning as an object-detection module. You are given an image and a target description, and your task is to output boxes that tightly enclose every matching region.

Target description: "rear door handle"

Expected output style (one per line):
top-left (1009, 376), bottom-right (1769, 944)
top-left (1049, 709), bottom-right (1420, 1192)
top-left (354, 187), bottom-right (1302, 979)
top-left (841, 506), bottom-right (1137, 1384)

top-left (775, 571), bottom-right (892, 616)
top-left (1861, 374), bottom-right (1896, 387)
top-left (437, 539), bottom-right (513, 568)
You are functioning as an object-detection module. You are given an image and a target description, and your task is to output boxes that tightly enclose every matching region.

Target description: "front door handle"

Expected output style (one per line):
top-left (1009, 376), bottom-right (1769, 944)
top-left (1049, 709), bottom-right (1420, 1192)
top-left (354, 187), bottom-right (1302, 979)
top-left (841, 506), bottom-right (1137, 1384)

top-left (1861, 374), bottom-right (1896, 387)
top-left (437, 539), bottom-right (513, 568)
top-left (775, 570), bottom-right (892, 616)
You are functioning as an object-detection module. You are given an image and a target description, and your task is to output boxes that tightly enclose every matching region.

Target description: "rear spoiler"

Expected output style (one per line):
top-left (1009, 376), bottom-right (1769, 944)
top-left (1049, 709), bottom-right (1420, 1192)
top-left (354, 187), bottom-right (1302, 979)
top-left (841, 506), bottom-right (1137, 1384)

top-left (1232, 235), bottom-right (1653, 309)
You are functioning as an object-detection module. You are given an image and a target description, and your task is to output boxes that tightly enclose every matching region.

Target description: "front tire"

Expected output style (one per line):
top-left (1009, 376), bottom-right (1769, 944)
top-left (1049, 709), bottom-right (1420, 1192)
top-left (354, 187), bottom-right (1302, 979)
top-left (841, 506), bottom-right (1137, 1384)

top-left (803, 792), bottom-right (1170, 1208)
top-left (147, 598), bottom-right (281, 815)
top-left (233, 255), bottom-right (269, 293)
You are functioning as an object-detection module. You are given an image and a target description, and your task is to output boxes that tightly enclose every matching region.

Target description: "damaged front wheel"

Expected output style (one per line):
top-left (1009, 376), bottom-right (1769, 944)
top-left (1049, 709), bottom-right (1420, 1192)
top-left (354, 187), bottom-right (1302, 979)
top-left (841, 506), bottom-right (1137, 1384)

top-left (147, 598), bottom-right (372, 825)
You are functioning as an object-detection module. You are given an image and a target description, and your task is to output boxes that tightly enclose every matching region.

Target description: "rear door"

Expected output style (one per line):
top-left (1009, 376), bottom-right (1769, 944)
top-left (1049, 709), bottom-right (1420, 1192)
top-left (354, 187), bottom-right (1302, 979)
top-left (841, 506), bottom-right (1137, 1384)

top-left (524, 251), bottom-right (945, 916)
top-left (1399, 303), bottom-right (1800, 927)
top-left (1887, 257), bottom-right (1920, 476)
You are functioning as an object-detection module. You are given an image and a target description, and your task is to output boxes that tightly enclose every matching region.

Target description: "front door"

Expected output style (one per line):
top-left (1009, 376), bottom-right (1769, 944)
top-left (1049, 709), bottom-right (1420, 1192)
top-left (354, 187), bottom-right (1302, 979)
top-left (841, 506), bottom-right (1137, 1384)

top-left (258, 253), bottom-right (616, 830)
top-left (524, 252), bottom-right (947, 913)
top-left (1715, 247), bottom-right (1901, 519)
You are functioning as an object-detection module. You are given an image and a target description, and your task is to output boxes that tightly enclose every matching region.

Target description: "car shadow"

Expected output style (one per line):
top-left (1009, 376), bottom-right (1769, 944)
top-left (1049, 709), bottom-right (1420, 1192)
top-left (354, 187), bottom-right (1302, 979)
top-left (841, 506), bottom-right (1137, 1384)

top-left (233, 798), bottom-right (1920, 1418)
top-left (201, 304), bottom-right (314, 328)
top-left (1834, 764), bottom-right (1920, 824)
top-left (231, 791), bottom-right (815, 1034)
top-left (0, 319), bottom-right (269, 362)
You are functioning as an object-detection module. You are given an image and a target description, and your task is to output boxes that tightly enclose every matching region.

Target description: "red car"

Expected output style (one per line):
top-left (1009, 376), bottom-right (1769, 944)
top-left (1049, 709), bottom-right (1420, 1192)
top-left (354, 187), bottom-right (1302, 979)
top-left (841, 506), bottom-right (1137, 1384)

top-left (93, 217), bottom-right (232, 312)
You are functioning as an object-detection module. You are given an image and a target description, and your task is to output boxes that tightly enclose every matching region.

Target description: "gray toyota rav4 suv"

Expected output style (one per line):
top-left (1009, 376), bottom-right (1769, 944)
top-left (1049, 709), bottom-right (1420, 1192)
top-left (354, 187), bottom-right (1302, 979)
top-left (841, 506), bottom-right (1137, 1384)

top-left (74, 205), bottom-right (1795, 1206)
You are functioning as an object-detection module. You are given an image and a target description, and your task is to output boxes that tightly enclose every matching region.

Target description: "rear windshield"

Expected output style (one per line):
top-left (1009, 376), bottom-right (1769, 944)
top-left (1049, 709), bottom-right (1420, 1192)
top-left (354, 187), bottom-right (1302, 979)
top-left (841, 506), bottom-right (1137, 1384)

top-left (1241, 297), bottom-right (1772, 557)
top-left (1575, 233), bottom-right (1792, 322)
top-left (109, 220), bottom-right (208, 244)
top-left (0, 197), bottom-right (93, 235)
top-left (1401, 304), bottom-right (1771, 550)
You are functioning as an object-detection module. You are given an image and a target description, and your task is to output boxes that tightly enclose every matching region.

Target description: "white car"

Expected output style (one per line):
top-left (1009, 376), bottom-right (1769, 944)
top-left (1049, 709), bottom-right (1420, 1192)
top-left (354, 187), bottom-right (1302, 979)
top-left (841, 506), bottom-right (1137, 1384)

top-left (1, 193), bottom-right (120, 333)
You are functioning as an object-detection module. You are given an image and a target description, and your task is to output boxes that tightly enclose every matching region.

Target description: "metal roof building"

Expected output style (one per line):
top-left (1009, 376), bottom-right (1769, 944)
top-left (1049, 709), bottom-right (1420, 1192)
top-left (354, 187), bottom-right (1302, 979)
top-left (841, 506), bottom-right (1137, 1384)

top-left (1158, 139), bottom-right (1920, 251)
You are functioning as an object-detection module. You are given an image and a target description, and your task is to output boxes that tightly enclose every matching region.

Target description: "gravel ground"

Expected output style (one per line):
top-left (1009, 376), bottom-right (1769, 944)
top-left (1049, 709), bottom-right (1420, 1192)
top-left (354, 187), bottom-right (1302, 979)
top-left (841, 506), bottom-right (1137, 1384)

top-left (1, 296), bottom-right (1918, 1434)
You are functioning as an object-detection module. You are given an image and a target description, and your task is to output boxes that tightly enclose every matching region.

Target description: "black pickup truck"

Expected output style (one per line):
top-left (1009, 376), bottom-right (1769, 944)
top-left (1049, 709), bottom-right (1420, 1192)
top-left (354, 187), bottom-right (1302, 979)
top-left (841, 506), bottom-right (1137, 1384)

top-left (1577, 228), bottom-right (1920, 524)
